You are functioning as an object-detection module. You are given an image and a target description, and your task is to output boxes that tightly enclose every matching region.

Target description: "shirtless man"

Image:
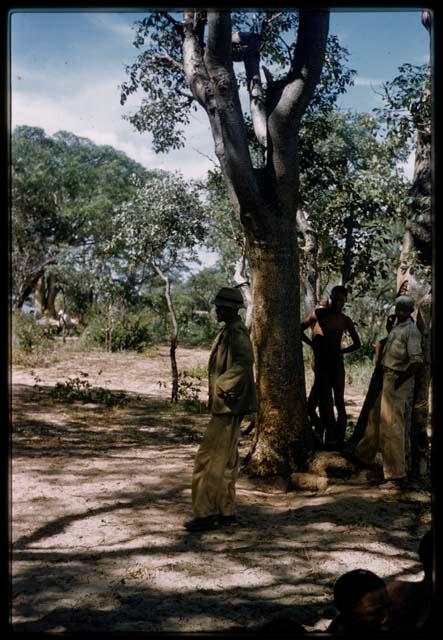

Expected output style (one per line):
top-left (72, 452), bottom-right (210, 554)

top-left (385, 530), bottom-right (432, 632)
top-left (301, 286), bottom-right (361, 450)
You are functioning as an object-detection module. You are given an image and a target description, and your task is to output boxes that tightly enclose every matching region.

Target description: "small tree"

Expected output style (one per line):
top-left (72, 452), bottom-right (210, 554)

top-left (109, 172), bottom-right (207, 401)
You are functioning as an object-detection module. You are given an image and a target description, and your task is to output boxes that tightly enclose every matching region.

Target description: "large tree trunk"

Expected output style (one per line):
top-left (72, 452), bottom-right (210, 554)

top-left (246, 233), bottom-right (311, 475)
top-left (34, 277), bottom-right (45, 315)
top-left (46, 273), bottom-right (58, 319)
top-left (14, 257), bottom-right (57, 311)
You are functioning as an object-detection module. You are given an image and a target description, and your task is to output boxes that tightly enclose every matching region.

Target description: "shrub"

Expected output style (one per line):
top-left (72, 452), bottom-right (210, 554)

top-left (345, 341), bottom-right (375, 364)
top-left (181, 315), bottom-right (220, 346)
top-left (80, 311), bottom-right (155, 352)
top-left (177, 370), bottom-right (206, 412)
top-left (11, 312), bottom-right (53, 365)
top-left (31, 371), bottom-right (131, 406)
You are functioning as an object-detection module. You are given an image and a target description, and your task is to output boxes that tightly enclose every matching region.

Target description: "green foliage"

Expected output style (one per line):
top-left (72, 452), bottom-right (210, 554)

top-left (169, 267), bottom-right (226, 346)
top-left (345, 341), bottom-right (375, 364)
top-left (201, 170), bottom-right (245, 276)
top-left (80, 311), bottom-right (156, 352)
top-left (121, 11), bottom-right (355, 154)
top-left (374, 61), bottom-right (432, 271)
top-left (12, 312), bottom-right (50, 354)
top-left (177, 370), bottom-right (206, 412)
top-left (181, 314), bottom-right (220, 346)
top-left (374, 63), bottom-right (431, 151)
top-left (109, 171), bottom-right (207, 269)
top-left (299, 111), bottom-right (409, 294)
top-left (11, 125), bottom-right (149, 308)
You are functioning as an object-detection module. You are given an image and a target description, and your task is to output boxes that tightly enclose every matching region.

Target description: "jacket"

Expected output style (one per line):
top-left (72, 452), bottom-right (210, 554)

top-left (208, 316), bottom-right (256, 415)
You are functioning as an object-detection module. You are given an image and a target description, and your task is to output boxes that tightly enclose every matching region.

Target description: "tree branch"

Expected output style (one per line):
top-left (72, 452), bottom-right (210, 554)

top-left (160, 12), bottom-right (184, 38)
top-left (229, 29), bottom-right (267, 150)
top-left (267, 10), bottom-right (329, 209)
top-left (203, 11), bottom-right (262, 218)
top-left (154, 52), bottom-right (185, 73)
top-left (260, 11), bottom-right (283, 40)
top-left (272, 11), bottom-right (329, 127)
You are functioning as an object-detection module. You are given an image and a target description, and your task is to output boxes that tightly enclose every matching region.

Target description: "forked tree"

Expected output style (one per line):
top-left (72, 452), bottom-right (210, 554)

top-left (122, 10), bottom-right (330, 476)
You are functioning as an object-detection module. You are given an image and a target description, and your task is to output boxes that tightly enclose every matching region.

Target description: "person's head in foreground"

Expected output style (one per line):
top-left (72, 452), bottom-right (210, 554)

top-left (211, 287), bottom-right (244, 323)
top-left (330, 285), bottom-right (348, 312)
top-left (333, 569), bottom-right (390, 632)
top-left (394, 295), bottom-right (414, 323)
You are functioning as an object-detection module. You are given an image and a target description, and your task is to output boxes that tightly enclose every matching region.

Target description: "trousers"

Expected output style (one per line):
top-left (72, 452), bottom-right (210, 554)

top-left (192, 414), bottom-right (243, 518)
top-left (355, 368), bottom-right (414, 479)
top-left (314, 356), bottom-right (346, 447)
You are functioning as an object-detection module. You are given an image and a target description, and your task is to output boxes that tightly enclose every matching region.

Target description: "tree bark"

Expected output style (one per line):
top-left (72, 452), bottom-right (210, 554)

top-left (297, 208), bottom-right (318, 314)
top-left (341, 212), bottom-right (354, 285)
top-left (154, 265), bottom-right (179, 403)
top-left (233, 248), bottom-right (253, 329)
top-left (14, 257), bottom-right (57, 311)
top-left (34, 277), bottom-right (45, 315)
top-left (245, 232), bottom-right (312, 476)
top-left (46, 273), bottom-right (58, 319)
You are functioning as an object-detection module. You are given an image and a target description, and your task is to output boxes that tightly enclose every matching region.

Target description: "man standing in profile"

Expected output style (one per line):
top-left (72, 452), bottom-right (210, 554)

top-left (301, 285), bottom-right (361, 451)
top-left (185, 287), bottom-right (256, 532)
top-left (353, 296), bottom-right (423, 488)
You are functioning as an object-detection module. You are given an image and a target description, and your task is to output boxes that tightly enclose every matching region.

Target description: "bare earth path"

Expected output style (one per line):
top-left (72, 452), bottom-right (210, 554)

top-left (11, 345), bottom-right (431, 632)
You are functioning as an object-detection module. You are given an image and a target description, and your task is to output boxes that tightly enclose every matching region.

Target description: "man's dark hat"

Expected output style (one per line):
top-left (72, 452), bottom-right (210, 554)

top-left (211, 287), bottom-right (245, 309)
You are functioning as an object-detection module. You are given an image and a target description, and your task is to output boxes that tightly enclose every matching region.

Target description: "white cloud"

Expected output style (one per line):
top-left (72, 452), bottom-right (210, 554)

top-left (86, 13), bottom-right (138, 45)
top-left (11, 75), bottom-right (216, 180)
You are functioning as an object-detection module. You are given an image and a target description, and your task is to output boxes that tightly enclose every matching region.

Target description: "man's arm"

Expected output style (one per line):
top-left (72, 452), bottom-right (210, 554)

top-left (394, 363), bottom-right (422, 389)
top-left (301, 312), bottom-right (316, 347)
top-left (394, 324), bottom-right (424, 389)
top-left (341, 318), bottom-right (361, 355)
top-left (216, 327), bottom-right (253, 400)
top-left (374, 337), bottom-right (387, 365)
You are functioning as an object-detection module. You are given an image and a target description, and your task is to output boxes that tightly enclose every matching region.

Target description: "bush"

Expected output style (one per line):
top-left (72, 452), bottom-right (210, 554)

top-left (80, 311), bottom-right (155, 352)
top-left (181, 315), bottom-right (220, 346)
top-left (50, 375), bottom-right (130, 406)
top-left (11, 312), bottom-right (52, 360)
top-left (345, 341), bottom-right (375, 364)
top-left (177, 370), bottom-right (206, 412)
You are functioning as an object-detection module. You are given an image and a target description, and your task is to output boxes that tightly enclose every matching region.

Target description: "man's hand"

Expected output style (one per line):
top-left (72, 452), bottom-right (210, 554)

top-left (394, 373), bottom-right (408, 390)
top-left (215, 385), bottom-right (226, 398)
top-left (394, 363), bottom-right (421, 389)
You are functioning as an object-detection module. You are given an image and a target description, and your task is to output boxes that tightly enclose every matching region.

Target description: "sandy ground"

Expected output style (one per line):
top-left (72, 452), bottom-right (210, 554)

top-left (11, 343), bottom-right (431, 632)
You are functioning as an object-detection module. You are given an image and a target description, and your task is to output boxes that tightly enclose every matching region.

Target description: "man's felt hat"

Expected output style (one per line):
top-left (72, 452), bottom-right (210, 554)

top-left (395, 295), bottom-right (415, 311)
top-left (211, 287), bottom-right (245, 309)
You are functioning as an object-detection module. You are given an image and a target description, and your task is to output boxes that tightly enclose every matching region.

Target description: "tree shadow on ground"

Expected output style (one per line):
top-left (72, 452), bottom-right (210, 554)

top-left (11, 382), bottom-right (431, 633)
top-left (12, 383), bottom-right (206, 460)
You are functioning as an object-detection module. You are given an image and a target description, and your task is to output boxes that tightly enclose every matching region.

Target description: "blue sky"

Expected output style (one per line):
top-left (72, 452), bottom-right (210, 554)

top-left (10, 9), bottom-right (430, 266)
top-left (10, 9), bottom-right (429, 174)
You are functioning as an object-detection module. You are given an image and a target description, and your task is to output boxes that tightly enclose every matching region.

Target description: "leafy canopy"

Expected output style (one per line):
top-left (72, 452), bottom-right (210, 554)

top-left (120, 11), bottom-right (355, 154)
